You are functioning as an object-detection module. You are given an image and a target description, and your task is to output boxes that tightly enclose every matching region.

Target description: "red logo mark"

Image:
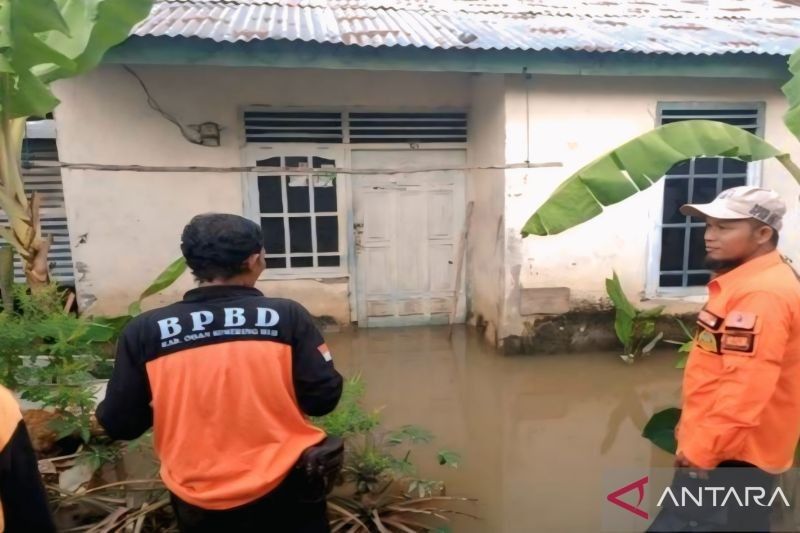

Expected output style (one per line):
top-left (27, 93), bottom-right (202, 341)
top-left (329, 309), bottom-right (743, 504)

top-left (607, 476), bottom-right (649, 519)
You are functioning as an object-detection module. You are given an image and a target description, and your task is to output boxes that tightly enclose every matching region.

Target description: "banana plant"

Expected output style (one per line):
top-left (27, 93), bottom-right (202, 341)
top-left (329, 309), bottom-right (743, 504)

top-left (523, 48), bottom-right (800, 237)
top-left (0, 0), bottom-right (153, 288)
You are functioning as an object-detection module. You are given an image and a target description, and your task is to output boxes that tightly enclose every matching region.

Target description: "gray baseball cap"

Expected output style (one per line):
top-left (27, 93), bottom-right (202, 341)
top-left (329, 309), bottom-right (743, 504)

top-left (680, 186), bottom-right (786, 231)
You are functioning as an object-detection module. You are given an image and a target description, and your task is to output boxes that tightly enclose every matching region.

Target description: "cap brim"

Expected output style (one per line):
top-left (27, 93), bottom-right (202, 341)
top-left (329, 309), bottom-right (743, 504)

top-left (679, 200), bottom-right (748, 221)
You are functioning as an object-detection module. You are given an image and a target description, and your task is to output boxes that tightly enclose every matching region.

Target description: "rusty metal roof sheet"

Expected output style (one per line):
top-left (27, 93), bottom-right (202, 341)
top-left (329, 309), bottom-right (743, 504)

top-left (133, 0), bottom-right (800, 55)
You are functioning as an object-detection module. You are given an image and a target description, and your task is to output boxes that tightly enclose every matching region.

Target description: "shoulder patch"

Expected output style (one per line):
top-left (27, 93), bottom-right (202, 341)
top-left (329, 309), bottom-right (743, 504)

top-left (724, 311), bottom-right (757, 331)
top-left (698, 308), bottom-right (722, 330)
top-left (318, 343), bottom-right (332, 362)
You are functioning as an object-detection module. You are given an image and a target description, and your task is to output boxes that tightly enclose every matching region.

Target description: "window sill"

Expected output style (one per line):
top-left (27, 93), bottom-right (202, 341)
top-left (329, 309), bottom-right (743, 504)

top-left (643, 287), bottom-right (708, 303)
top-left (259, 271), bottom-right (350, 282)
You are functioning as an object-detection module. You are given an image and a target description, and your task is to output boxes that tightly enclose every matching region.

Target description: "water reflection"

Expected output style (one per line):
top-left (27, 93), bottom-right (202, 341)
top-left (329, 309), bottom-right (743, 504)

top-left (328, 326), bottom-right (680, 533)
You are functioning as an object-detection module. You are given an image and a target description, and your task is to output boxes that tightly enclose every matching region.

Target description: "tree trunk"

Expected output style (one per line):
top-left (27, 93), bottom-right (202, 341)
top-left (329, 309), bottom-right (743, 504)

top-left (0, 116), bottom-right (51, 290)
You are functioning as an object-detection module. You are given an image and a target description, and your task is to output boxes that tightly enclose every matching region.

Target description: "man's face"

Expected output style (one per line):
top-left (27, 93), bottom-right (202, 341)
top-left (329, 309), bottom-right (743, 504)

top-left (704, 217), bottom-right (770, 271)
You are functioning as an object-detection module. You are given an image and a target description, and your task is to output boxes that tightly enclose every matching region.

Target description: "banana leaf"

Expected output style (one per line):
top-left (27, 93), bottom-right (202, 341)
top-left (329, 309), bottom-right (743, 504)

top-left (783, 48), bottom-right (800, 143)
top-left (642, 407), bottom-right (682, 455)
top-left (521, 120), bottom-right (792, 237)
top-left (0, 0), bottom-right (155, 118)
top-left (127, 256), bottom-right (187, 316)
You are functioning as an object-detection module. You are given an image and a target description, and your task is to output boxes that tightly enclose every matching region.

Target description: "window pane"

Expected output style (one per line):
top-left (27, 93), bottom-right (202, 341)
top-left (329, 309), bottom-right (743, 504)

top-left (289, 217), bottom-right (312, 253)
top-left (687, 227), bottom-right (707, 270)
top-left (261, 218), bottom-right (286, 254)
top-left (266, 257), bottom-right (286, 269)
top-left (312, 157), bottom-right (338, 212)
top-left (256, 157), bottom-right (281, 168)
top-left (314, 175), bottom-right (338, 212)
top-left (318, 256), bottom-right (340, 267)
top-left (722, 177), bottom-right (746, 190)
top-left (691, 177), bottom-right (719, 204)
top-left (722, 159), bottom-right (747, 174)
top-left (286, 175), bottom-right (310, 213)
top-left (665, 160), bottom-right (690, 176)
top-left (258, 176), bottom-right (283, 213)
top-left (316, 216), bottom-right (339, 253)
top-left (694, 157), bottom-right (720, 175)
top-left (286, 156), bottom-right (308, 168)
top-left (660, 274), bottom-right (684, 287)
top-left (663, 178), bottom-right (689, 224)
top-left (687, 273), bottom-right (711, 286)
top-left (291, 256), bottom-right (313, 268)
top-left (660, 227), bottom-right (685, 271)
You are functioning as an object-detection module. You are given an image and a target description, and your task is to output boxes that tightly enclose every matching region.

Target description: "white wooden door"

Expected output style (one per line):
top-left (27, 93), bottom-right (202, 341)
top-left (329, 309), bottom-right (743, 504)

top-left (352, 149), bottom-right (466, 327)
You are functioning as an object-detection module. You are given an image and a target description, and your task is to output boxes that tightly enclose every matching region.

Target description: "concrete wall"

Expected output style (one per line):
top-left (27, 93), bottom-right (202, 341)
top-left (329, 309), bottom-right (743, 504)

top-left (501, 75), bottom-right (800, 343)
top-left (52, 65), bottom-right (470, 318)
top-left (466, 74), bottom-right (507, 344)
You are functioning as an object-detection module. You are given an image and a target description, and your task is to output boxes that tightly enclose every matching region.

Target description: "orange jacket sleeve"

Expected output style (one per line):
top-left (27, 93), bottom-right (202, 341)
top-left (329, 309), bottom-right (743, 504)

top-left (681, 291), bottom-right (789, 469)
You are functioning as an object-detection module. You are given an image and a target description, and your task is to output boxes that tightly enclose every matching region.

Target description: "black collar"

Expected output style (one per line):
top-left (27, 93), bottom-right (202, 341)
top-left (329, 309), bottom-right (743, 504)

top-left (183, 285), bottom-right (264, 303)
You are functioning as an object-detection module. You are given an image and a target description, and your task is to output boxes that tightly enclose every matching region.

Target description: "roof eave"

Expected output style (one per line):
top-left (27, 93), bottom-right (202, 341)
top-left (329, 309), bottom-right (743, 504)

top-left (103, 36), bottom-right (791, 80)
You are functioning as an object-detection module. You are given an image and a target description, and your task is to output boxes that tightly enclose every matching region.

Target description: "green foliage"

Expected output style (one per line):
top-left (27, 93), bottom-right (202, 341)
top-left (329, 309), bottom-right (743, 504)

top-left (0, 0), bottom-right (155, 119)
top-left (522, 120), bottom-right (796, 237)
top-left (605, 272), bottom-right (664, 363)
top-left (783, 48), bottom-right (800, 143)
top-left (642, 407), bottom-right (681, 455)
top-left (128, 257), bottom-right (187, 316)
top-left (664, 317), bottom-right (695, 369)
top-left (312, 375), bottom-right (380, 438)
top-left (0, 245), bottom-right (12, 311)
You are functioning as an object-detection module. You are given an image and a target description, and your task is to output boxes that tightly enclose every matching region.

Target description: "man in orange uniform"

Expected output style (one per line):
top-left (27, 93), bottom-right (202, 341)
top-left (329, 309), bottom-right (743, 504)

top-left (97, 214), bottom-right (343, 532)
top-left (649, 186), bottom-right (800, 532)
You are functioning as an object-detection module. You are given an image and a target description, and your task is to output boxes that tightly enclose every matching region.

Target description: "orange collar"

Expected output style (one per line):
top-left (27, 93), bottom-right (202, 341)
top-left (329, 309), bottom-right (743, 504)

top-left (708, 250), bottom-right (782, 296)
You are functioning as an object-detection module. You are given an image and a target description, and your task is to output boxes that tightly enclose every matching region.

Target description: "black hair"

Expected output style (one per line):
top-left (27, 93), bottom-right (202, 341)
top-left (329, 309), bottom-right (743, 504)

top-left (180, 214), bottom-right (263, 282)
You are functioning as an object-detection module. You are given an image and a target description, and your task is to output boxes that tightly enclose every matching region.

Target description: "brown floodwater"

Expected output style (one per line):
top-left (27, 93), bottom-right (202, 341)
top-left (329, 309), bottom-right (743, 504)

top-left (327, 325), bottom-right (681, 533)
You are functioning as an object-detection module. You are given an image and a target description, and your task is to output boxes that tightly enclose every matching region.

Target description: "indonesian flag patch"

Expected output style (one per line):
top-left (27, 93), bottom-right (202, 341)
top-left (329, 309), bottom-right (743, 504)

top-left (318, 343), bottom-right (332, 362)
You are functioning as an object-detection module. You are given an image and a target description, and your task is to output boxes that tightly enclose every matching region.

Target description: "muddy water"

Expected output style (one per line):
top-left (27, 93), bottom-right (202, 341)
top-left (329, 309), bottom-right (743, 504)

top-left (326, 326), bottom-right (682, 533)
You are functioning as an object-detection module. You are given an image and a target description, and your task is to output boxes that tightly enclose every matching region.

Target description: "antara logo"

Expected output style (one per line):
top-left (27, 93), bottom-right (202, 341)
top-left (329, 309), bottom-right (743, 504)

top-left (607, 476), bottom-right (650, 519)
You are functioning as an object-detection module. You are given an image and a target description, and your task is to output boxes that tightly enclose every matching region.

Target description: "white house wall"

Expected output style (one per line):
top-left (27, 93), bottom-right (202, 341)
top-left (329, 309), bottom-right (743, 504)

top-left (501, 75), bottom-right (800, 342)
top-left (466, 74), bottom-right (507, 345)
top-left (52, 65), bottom-right (471, 319)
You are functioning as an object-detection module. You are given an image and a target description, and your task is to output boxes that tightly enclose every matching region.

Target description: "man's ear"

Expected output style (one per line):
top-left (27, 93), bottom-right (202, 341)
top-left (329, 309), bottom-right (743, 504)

top-left (757, 225), bottom-right (774, 246)
top-left (244, 252), bottom-right (262, 271)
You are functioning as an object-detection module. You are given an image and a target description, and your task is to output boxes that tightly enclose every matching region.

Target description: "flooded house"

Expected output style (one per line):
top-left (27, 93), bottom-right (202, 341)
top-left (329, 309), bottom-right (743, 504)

top-left (18, 0), bottom-right (800, 353)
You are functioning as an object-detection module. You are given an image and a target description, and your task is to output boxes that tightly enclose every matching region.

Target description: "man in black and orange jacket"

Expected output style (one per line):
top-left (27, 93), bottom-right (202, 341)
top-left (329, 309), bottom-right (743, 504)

top-left (0, 385), bottom-right (56, 532)
top-left (96, 213), bottom-right (343, 532)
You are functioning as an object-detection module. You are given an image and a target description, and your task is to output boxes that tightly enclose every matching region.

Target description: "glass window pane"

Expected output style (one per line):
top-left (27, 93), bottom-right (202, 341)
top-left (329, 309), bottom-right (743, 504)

top-left (291, 256), bottom-right (313, 268)
top-left (286, 156), bottom-right (308, 168)
top-left (721, 177), bottom-right (746, 191)
top-left (261, 218), bottom-right (286, 255)
top-left (314, 175), bottom-right (338, 212)
top-left (663, 178), bottom-right (689, 224)
top-left (266, 257), bottom-right (286, 269)
top-left (289, 217), bottom-right (312, 253)
top-left (660, 227), bottom-right (686, 271)
top-left (687, 227), bottom-right (707, 270)
top-left (691, 178), bottom-right (719, 205)
top-left (318, 256), bottom-right (340, 267)
top-left (687, 273), bottom-right (711, 286)
top-left (665, 160), bottom-right (690, 176)
top-left (694, 157), bottom-right (720, 175)
top-left (660, 274), bottom-right (684, 288)
top-left (312, 157), bottom-right (338, 212)
top-left (722, 159), bottom-right (747, 174)
top-left (316, 216), bottom-right (339, 253)
top-left (286, 175), bottom-right (310, 213)
top-left (256, 157), bottom-right (281, 168)
top-left (258, 176), bottom-right (283, 213)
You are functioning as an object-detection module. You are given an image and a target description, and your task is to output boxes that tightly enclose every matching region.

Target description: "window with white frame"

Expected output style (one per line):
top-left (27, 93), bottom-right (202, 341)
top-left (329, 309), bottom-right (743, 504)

top-left (655, 104), bottom-right (763, 289)
top-left (254, 154), bottom-right (343, 271)
top-left (244, 110), bottom-right (468, 276)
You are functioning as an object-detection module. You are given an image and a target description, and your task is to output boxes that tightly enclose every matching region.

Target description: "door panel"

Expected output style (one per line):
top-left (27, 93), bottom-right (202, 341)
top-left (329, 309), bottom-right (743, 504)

top-left (353, 149), bottom-right (466, 328)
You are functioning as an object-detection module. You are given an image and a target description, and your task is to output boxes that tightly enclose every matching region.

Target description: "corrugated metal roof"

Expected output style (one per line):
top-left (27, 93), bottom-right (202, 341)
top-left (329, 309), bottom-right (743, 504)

top-left (133, 0), bottom-right (800, 55)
